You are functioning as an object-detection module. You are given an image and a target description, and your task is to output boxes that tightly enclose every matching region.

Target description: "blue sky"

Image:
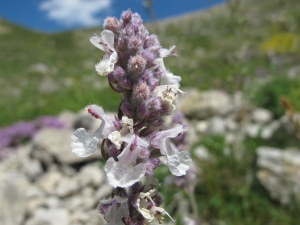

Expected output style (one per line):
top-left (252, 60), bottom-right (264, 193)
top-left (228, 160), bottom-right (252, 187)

top-left (0, 0), bottom-right (225, 33)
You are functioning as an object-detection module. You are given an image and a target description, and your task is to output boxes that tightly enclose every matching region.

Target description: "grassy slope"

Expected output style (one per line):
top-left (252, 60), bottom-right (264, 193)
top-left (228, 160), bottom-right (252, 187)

top-left (1, 0), bottom-right (300, 126)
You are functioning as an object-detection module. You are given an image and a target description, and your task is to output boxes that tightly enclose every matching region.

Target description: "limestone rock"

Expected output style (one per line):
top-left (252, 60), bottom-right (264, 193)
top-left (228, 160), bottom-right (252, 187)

top-left (256, 147), bottom-right (300, 204)
top-left (252, 108), bottom-right (273, 124)
top-left (33, 128), bottom-right (102, 165)
top-left (36, 171), bottom-right (62, 195)
top-left (78, 163), bottom-right (105, 188)
top-left (178, 89), bottom-right (233, 120)
top-left (207, 116), bottom-right (226, 135)
top-left (25, 208), bottom-right (69, 225)
top-left (0, 172), bottom-right (29, 225)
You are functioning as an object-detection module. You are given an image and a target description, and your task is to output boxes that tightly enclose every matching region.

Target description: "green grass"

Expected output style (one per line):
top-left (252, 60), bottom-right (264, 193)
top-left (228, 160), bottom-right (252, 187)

top-left (155, 135), bottom-right (300, 225)
top-left (1, 0), bottom-right (300, 126)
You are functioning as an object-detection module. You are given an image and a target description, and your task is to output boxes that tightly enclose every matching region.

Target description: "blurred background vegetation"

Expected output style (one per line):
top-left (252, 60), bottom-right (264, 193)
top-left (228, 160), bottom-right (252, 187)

top-left (1, 0), bottom-right (300, 224)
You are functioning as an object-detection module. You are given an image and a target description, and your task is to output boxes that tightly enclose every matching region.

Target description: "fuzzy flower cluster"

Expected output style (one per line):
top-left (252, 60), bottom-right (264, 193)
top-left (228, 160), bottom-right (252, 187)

top-left (71, 9), bottom-right (191, 224)
top-left (0, 116), bottom-right (64, 158)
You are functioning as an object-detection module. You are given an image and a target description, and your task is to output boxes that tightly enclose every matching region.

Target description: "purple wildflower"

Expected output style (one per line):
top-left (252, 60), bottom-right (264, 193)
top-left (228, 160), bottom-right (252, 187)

top-left (71, 9), bottom-right (191, 224)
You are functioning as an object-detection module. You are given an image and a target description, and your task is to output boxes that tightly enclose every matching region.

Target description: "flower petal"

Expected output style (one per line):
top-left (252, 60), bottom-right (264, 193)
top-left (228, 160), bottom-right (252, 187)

top-left (71, 128), bottom-right (98, 157)
top-left (151, 124), bottom-right (187, 151)
top-left (104, 135), bottom-right (146, 188)
top-left (95, 51), bottom-right (118, 76)
top-left (160, 45), bottom-right (176, 58)
top-left (90, 30), bottom-right (115, 52)
top-left (165, 142), bottom-right (192, 176)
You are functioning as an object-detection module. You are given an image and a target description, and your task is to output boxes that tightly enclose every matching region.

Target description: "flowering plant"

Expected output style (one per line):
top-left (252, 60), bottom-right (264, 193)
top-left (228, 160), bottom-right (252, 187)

top-left (71, 9), bottom-right (191, 224)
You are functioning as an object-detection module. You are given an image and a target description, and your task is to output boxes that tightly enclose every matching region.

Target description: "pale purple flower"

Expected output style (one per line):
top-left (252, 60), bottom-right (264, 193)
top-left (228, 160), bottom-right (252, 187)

top-left (71, 9), bottom-right (191, 224)
top-left (151, 124), bottom-right (191, 176)
top-left (71, 104), bottom-right (115, 157)
top-left (90, 30), bottom-right (118, 76)
top-left (104, 134), bottom-right (148, 188)
top-left (99, 196), bottom-right (129, 224)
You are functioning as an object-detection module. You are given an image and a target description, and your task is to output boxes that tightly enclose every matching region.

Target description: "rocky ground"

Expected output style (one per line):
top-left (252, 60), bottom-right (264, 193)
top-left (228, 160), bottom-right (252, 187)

top-left (1, 89), bottom-right (300, 225)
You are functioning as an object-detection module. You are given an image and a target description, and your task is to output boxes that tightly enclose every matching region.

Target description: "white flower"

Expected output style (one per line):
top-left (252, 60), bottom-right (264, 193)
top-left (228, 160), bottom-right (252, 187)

top-left (120, 116), bottom-right (134, 135)
top-left (151, 124), bottom-right (191, 176)
top-left (136, 189), bottom-right (175, 224)
top-left (153, 84), bottom-right (183, 112)
top-left (160, 45), bottom-right (176, 58)
top-left (108, 131), bottom-right (122, 149)
top-left (104, 134), bottom-right (148, 188)
top-left (71, 128), bottom-right (99, 157)
top-left (90, 30), bottom-right (118, 76)
top-left (100, 196), bottom-right (129, 225)
top-left (71, 104), bottom-right (115, 157)
top-left (154, 58), bottom-right (181, 86)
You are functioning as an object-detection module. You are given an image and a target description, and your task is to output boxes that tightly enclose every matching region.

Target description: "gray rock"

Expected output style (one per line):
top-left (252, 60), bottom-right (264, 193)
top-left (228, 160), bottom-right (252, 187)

top-left (65, 196), bottom-right (84, 211)
top-left (55, 177), bottom-right (79, 198)
top-left (178, 89), bottom-right (233, 120)
top-left (21, 158), bottom-right (43, 181)
top-left (78, 163), bottom-right (105, 188)
top-left (95, 184), bottom-right (112, 201)
top-left (0, 172), bottom-right (29, 225)
top-left (256, 147), bottom-right (300, 204)
top-left (252, 108), bottom-right (273, 124)
top-left (26, 197), bottom-right (46, 217)
top-left (36, 171), bottom-right (62, 195)
top-left (45, 196), bottom-right (64, 208)
top-left (38, 78), bottom-right (59, 94)
top-left (58, 110), bottom-right (77, 128)
top-left (207, 116), bottom-right (226, 135)
top-left (245, 123), bottom-right (261, 138)
top-left (33, 128), bottom-right (102, 165)
top-left (25, 208), bottom-right (69, 225)
top-left (26, 186), bottom-right (45, 199)
top-left (29, 63), bottom-right (50, 74)
top-left (260, 121), bottom-right (280, 140)
top-left (195, 121), bottom-right (208, 134)
top-left (194, 145), bottom-right (213, 161)
top-left (224, 117), bottom-right (238, 131)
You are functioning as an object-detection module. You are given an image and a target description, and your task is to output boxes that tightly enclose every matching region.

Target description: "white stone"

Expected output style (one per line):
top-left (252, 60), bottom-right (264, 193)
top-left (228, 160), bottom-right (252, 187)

top-left (55, 177), bottom-right (79, 198)
top-left (195, 121), bottom-right (208, 133)
top-left (45, 196), bottom-right (63, 208)
top-left (246, 123), bottom-right (261, 138)
top-left (207, 116), bottom-right (226, 135)
top-left (256, 146), bottom-right (300, 204)
top-left (225, 118), bottom-right (238, 131)
top-left (33, 128), bottom-right (102, 165)
top-left (95, 184), bottom-right (112, 200)
top-left (252, 108), bottom-right (273, 124)
top-left (178, 89), bottom-right (233, 119)
top-left (36, 171), bottom-right (62, 195)
top-left (78, 163), bottom-right (105, 188)
top-left (58, 110), bottom-right (77, 128)
top-left (0, 172), bottom-right (29, 225)
top-left (21, 157), bottom-right (43, 181)
top-left (25, 208), bottom-right (69, 225)
top-left (194, 145), bottom-right (212, 161)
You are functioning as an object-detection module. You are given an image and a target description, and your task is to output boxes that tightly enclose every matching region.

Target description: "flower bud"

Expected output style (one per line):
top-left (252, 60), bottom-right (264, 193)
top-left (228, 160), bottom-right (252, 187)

top-left (127, 36), bottom-right (143, 52)
top-left (144, 34), bottom-right (159, 49)
top-left (137, 103), bottom-right (149, 120)
top-left (128, 55), bottom-right (146, 75)
top-left (141, 50), bottom-right (155, 66)
top-left (103, 17), bottom-right (119, 33)
top-left (120, 102), bottom-right (134, 118)
top-left (132, 82), bottom-right (150, 103)
top-left (147, 97), bottom-right (161, 112)
top-left (121, 9), bottom-right (132, 25)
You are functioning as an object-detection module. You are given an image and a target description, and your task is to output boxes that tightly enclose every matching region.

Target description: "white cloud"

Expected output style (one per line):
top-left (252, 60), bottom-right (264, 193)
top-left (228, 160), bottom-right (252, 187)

top-left (40, 0), bottom-right (112, 27)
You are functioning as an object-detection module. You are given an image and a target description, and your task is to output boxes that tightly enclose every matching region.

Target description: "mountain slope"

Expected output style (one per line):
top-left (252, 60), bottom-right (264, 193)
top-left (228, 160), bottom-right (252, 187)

top-left (1, 0), bottom-right (300, 126)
